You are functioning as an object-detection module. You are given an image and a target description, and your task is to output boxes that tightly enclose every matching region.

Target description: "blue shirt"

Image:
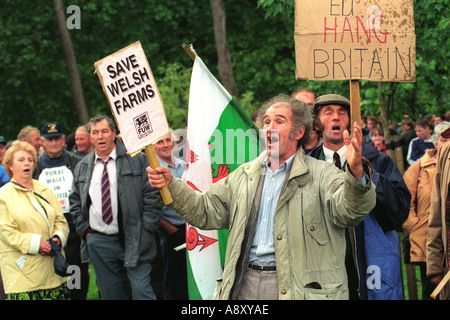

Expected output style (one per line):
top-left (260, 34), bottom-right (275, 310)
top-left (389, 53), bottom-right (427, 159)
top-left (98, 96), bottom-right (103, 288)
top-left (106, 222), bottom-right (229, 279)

top-left (0, 165), bottom-right (10, 187)
top-left (249, 154), bottom-right (295, 266)
top-left (159, 157), bottom-right (186, 226)
top-left (407, 137), bottom-right (434, 165)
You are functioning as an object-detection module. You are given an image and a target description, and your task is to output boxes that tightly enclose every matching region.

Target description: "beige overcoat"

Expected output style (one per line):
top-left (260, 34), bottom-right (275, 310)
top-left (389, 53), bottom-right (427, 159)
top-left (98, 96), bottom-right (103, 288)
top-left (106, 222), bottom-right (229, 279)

top-left (166, 149), bottom-right (376, 300)
top-left (427, 142), bottom-right (450, 299)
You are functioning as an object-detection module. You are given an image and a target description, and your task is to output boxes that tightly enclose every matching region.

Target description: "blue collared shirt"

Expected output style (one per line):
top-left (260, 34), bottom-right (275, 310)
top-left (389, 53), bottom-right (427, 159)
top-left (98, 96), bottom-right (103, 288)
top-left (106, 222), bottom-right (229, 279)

top-left (249, 154), bottom-right (295, 266)
top-left (158, 157), bottom-right (187, 226)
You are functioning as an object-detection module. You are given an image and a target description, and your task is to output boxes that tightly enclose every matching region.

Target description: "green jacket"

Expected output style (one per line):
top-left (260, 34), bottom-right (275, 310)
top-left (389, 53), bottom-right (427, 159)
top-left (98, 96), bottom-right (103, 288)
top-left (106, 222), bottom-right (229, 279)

top-left (167, 149), bottom-right (376, 300)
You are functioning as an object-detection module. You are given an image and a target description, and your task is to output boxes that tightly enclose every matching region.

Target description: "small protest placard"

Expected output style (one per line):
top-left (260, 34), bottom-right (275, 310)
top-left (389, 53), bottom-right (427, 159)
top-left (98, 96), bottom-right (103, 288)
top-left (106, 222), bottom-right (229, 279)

top-left (294, 0), bottom-right (416, 82)
top-left (95, 41), bottom-right (172, 204)
top-left (94, 41), bottom-right (169, 154)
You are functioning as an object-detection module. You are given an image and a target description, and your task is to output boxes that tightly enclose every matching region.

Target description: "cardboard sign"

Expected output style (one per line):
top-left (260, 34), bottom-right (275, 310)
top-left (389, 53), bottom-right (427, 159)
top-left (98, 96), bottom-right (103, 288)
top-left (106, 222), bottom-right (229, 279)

top-left (94, 41), bottom-right (169, 154)
top-left (294, 0), bottom-right (416, 82)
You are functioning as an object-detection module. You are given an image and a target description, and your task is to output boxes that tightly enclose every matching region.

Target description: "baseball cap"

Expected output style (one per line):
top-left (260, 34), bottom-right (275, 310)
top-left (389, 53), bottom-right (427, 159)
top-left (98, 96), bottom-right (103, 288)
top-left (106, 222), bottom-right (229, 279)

top-left (42, 122), bottom-right (64, 138)
top-left (0, 136), bottom-right (5, 145)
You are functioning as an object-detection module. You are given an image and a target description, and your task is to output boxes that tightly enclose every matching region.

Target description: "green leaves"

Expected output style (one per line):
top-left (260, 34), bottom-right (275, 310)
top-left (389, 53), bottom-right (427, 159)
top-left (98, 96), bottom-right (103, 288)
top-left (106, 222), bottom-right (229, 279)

top-left (0, 0), bottom-right (448, 142)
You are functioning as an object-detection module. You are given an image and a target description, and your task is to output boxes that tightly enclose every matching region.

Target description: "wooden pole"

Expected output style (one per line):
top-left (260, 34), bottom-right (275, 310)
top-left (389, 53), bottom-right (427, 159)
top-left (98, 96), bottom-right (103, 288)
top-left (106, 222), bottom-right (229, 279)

top-left (182, 43), bottom-right (196, 61)
top-left (430, 269), bottom-right (450, 299)
top-left (349, 80), bottom-right (361, 127)
top-left (145, 145), bottom-right (173, 205)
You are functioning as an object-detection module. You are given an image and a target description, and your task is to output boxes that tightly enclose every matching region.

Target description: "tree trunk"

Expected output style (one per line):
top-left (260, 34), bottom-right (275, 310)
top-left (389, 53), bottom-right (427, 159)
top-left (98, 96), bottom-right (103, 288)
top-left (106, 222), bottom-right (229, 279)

top-left (210, 0), bottom-right (239, 100)
top-left (53, 0), bottom-right (89, 125)
top-left (378, 82), bottom-right (391, 145)
top-left (379, 82), bottom-right (404, 174)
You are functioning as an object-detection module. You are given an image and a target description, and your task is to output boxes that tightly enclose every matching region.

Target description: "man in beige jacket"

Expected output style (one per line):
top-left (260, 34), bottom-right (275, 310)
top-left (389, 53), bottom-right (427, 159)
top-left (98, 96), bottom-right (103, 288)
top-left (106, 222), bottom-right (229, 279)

top-left (147, 94), bottom-right (376, 300)
top-left (427, 127), bottom-right (450, 299)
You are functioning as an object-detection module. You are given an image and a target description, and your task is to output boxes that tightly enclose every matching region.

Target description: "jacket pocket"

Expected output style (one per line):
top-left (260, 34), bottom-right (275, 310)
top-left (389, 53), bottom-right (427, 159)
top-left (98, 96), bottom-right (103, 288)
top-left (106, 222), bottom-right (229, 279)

top-left (304, 282), bottom-right (343, 300)
top-left (303, 197), bottom-right (330, 246)
top-left (15, 254), bottom-right (27, 270)
top-left (402, 214), bottom-right (419, 233)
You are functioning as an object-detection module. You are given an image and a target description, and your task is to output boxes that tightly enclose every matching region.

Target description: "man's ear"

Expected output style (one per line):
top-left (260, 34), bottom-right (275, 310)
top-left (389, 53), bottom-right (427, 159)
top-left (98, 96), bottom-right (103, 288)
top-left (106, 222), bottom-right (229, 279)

top-left (295, 125), bottom-right (306, 141)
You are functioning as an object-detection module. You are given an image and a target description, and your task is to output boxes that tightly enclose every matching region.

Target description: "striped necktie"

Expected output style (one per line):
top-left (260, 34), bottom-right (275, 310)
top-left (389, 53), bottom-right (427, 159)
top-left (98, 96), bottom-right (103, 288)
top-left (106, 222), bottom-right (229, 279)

top-left (100, 158), bottom-right (112, 225)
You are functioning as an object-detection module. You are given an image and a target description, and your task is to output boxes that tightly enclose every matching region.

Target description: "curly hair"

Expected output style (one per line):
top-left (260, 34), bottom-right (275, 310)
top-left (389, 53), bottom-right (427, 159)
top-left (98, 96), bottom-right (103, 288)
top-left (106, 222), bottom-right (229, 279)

top-left (257, 94), bottom-right (313, 148)
top-left (2, 140), bottom-right (37, 178)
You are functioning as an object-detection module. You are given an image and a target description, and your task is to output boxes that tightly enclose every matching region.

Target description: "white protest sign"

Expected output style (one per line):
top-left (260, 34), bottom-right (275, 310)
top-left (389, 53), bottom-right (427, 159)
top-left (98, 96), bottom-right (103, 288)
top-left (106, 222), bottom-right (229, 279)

top-left (38, 166), bottom-right (73, 213)
top-left (94, 41), bottom-right (169, 154)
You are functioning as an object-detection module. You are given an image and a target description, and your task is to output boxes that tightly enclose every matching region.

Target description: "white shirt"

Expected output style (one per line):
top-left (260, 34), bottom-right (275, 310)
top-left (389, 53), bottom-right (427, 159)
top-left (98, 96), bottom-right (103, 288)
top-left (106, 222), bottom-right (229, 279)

top-left (88, 148), bottom-right (119, 234)
top-left (323, 145), bottom-right (346, 166)
top-left (323, 145), bottom-right (368, 185)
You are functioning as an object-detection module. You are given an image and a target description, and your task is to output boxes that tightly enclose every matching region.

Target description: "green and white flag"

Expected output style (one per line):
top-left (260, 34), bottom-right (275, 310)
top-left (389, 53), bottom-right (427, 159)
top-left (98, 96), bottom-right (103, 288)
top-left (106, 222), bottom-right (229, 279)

top-left (185, 54), bottom-right (261, 300)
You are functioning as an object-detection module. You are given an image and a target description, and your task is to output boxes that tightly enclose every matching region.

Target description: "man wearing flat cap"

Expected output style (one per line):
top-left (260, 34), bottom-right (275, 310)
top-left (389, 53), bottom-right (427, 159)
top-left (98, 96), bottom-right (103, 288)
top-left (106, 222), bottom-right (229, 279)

top-left (33, 121), bottom-right (89, 300)
top-left (309, 94), bottom-right (410, 300)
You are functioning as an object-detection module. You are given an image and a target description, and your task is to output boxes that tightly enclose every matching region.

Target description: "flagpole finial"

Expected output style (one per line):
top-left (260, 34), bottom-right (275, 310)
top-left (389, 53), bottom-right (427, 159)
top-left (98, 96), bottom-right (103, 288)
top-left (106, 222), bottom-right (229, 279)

top-left (182, 43), bottom-right (197, 61)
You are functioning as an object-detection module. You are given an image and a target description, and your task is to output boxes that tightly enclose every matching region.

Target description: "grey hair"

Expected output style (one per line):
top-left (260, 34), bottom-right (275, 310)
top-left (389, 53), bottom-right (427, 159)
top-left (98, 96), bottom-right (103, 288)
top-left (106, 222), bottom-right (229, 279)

top-left (257, 94), bottom-right (313, 148)
top-left (432, 121), bottom-right (450, 145)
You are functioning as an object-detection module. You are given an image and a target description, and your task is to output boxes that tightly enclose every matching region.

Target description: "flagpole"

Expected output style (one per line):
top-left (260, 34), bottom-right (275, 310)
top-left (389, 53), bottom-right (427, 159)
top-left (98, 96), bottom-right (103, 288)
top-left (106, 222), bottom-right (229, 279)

top-left (182, 43), bottom-right (196, 61)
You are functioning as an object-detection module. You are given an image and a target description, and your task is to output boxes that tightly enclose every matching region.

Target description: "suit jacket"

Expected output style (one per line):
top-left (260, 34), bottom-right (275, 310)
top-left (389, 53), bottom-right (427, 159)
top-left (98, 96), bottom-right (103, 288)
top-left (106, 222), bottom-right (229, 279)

top-left (69, 138), bottom-right (161, 267)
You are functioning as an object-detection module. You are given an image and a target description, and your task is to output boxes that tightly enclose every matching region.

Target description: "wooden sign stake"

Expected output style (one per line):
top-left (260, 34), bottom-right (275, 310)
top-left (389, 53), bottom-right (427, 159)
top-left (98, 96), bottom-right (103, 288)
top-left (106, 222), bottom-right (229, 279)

top-left (350, 80), bottom-right (361, 127)
top-left (430, 270), bottom-right (450, 299)
top-left (144, 144), bottom-right (173, 205)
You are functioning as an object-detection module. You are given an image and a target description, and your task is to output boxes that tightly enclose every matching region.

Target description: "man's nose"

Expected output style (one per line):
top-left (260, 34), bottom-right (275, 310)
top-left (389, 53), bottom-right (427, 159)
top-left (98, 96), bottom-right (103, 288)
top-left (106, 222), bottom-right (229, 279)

top-left (266, 120), bottom-right (276, 130)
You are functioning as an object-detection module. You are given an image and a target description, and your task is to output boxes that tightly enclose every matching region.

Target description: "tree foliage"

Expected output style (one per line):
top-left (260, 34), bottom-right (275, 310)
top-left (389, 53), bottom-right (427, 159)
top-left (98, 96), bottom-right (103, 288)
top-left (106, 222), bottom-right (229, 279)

top-left (0, 0), bottom-right (448, 142)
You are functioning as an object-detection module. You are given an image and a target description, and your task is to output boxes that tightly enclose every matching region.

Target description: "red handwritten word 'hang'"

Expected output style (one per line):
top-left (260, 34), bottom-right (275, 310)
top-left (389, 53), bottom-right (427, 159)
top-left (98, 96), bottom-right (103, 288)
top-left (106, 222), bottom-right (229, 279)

top-left (324, 16), bottom-right (389, 44)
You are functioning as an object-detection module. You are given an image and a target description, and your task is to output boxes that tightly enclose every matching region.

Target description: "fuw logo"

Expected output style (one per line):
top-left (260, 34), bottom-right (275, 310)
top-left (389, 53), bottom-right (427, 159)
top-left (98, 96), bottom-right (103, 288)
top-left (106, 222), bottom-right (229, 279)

top-left (134, 112), bottom-right (153, 139)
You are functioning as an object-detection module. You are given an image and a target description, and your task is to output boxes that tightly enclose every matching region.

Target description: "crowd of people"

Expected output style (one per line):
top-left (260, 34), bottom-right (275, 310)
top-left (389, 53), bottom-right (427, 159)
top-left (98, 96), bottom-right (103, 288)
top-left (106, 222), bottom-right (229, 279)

top-left (0, 90), bottom-right (449, 300)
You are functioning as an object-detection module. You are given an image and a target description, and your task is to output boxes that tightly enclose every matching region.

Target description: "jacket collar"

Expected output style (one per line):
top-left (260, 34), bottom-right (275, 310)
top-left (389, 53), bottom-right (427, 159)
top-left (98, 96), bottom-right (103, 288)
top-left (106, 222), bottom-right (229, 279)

top-left (11, 178), bottom-right (46, 193)
top-left (114, 138), bottom-right (128, 156)
top-left (244, 148), bottom-right (309, 182)
top-left (420, 148), bottom-right (437, 167)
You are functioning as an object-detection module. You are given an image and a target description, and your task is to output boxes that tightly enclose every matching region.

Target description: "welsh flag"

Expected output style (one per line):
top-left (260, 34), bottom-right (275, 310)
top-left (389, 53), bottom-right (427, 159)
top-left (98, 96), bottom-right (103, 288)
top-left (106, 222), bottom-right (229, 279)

top-left (185, 53), bottom-right (261, 300)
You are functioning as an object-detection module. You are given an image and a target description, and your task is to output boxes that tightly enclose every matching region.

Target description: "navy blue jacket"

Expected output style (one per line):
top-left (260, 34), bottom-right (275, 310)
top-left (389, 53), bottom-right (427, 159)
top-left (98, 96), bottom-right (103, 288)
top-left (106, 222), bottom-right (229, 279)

top-left (309, 143), bottom-right (410, 299)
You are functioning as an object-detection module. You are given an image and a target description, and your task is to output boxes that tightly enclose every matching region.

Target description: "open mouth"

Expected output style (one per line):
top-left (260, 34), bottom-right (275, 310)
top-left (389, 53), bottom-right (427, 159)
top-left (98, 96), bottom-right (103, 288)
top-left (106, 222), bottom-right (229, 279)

top-left (332, 125), bottom-right (341, 132)
top-left (266, 130), bottom-right (279, 145)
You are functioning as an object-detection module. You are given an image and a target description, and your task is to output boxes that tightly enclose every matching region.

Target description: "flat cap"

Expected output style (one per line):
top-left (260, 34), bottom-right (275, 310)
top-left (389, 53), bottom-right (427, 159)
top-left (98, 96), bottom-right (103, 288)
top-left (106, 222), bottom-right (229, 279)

top-left (441, 127), bottom-right (450, 139)
top-left (313, 94), bottom-right (350, 115)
